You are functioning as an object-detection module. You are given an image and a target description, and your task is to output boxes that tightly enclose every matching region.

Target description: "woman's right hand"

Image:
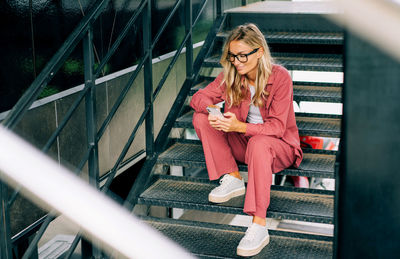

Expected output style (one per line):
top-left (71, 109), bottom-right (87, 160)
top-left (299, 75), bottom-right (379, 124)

top-left (207, 105), bottom-right (222, 130)
top-left (208, 113), bottom-right (221, 130)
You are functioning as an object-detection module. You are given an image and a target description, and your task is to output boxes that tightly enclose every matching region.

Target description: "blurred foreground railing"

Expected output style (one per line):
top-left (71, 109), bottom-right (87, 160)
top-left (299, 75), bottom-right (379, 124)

top-left (0, 126), bottom-right (194, 259)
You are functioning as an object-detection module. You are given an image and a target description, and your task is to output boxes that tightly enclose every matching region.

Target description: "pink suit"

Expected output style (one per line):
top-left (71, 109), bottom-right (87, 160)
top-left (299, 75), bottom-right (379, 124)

top-left (190, 65), bottom-right (303, 218)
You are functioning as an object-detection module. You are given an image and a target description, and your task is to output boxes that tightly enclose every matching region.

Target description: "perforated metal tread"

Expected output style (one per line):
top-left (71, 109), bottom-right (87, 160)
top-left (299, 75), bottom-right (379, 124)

top-left (204, 53), bottom-right (343, 72)
top-left (158, 142), bottom-right (336, 179)
top-left (138, 175), bottom-right (334, 223)
top-left (175, 111), bottom-right (341, 138)
top-left (174, 138), bottom-right (338, 156)
top-left (293, 85), bottom-right (341, 103)
top-left (141, 216), bottom-right (333, 259)
top-left (190, 80), bottom-right (342, 103)
top-left (217, 31), bottom-right (343, 45)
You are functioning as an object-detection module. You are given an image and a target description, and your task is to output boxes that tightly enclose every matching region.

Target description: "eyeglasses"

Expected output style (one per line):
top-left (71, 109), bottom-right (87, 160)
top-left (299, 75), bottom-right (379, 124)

top-left (226, 48), bottom-right (259, 63)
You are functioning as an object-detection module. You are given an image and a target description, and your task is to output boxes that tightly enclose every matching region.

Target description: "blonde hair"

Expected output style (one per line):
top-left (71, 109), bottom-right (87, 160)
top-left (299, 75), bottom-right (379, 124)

top-left (220, 23), bottom-right (274, 107)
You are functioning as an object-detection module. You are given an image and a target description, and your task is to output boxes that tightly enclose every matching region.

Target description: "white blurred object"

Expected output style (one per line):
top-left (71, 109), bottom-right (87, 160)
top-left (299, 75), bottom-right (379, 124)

top-left (292, 71), bottom-right (343, 84)
top-left (310, 178), bottom-right (335, 191)
top-left (329, 0), bottom-right (400, 62)
top-left (0, 126), bottom-right (194, 259)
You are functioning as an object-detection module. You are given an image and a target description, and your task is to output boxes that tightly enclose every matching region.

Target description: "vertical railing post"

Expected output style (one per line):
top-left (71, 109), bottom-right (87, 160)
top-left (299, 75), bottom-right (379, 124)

top-left (185, 0), bottom-right (193, 79)
top-left (143, 0), bottom-right (154, 157)
top-left (0, 181), bottom-right (12, 259)
top-left (83, 28), bottom-right (99, 190)
top-left (216, 0), bottom-right (222, 17)
top-left (242, 0), bottom-right (247, 6)
top-left (82, 25), bottom-right (101, 259)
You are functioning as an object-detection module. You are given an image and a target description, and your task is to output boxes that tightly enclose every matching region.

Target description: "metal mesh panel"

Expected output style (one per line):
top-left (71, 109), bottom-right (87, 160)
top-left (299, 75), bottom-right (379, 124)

top-left (139, 176), bottom-right (333, 223)
top-left (296, 117), bottom-right (341, 137)
top-left (293, 85), bottom-right (342, 103)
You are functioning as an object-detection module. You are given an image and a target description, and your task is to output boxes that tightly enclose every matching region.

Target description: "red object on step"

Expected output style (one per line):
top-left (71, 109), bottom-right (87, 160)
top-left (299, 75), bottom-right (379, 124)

top-left (300, 136), bottom-right (324, 149)
top-left (293, 136), bottom-right (323, 188)
top-left (292, 175), bottom-right (310, 188)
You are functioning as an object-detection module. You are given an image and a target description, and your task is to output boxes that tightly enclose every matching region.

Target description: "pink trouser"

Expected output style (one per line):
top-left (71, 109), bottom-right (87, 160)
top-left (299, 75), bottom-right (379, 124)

top-left (193, 112), bottom-right (296, 218)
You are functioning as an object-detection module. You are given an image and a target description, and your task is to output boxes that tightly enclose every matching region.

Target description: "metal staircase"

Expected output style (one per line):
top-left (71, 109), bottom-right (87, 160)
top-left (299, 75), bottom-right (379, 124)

top-left (3, 0), bottom-right (400, 257)
top-left (134, 2), bottom-right (343, 258)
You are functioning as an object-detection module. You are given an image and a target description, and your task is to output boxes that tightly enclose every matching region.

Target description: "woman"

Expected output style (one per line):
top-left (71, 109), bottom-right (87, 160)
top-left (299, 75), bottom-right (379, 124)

top-left (190, 23), bottom-right (303, 257)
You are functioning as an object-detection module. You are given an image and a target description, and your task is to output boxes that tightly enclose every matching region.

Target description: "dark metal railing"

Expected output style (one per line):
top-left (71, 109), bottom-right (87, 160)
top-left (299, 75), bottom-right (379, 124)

top-left (123, 5), bottom-right (228, 212)
top-left (0, 0), bottom-right (226, 258)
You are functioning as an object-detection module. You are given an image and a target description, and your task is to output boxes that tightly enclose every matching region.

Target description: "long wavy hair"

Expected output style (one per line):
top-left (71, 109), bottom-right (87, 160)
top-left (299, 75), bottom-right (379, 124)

top-left (220, 23), bottom-right (274, 107)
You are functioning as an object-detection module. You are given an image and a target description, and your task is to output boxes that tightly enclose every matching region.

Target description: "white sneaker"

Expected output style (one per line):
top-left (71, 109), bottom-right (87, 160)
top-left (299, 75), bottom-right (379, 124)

top-left (208, 174), bottom-right (245, 203)
top-left (237, 223), bottom-right (270, 257)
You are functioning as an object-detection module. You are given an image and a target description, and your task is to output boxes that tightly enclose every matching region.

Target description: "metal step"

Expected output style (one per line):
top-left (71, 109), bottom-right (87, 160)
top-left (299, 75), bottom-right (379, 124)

top-left (158, 142), bottom-right (336, 179)
top-left (175, 111), bottom-right (341, 138)
top-left (138, 175), bottom-right (334, 223)
top-left (293, 85), bottom-right (342, 103)
top-left (173, 138), bottom-right (338, 156)
top-left (217, 31), bottom-right (344, 45)
top-left (190, 80), bottom-right (342, 103)
top-left (141, 216), bottom-right (333, 259)
top-left (204, 53), bottom-right (343, 72)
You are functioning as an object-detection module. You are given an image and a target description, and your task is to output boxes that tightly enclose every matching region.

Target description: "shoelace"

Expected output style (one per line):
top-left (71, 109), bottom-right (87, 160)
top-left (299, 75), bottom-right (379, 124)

top-left (216, 175), bottom-right (233, 191)
top-left (243, 225), bottom-right (258, 241)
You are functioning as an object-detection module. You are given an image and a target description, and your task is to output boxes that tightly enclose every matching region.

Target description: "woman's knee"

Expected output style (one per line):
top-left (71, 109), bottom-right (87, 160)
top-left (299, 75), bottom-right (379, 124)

top-left (192, 112), bottom-right (209, 130)
top-left (247, 135), bottom-right (274, 152)
top-left (245, 135), bottom-right (276, 165)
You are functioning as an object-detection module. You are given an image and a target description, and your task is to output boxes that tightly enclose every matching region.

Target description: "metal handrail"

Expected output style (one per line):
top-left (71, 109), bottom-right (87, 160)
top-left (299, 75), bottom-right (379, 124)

top-left (0, 126), bottom-right (194, 259)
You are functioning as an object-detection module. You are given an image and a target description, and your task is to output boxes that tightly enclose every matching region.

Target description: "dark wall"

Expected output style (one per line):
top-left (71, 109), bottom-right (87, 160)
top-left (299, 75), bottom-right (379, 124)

top-left (0, 0), bottom-right (214, 113)
top-left (337, 32), bottom-right (400, 258)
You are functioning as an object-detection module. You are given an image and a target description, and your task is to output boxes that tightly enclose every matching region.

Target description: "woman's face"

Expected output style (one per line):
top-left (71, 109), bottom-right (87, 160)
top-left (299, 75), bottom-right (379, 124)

top-left (228, 40), bottom-right (262, 77)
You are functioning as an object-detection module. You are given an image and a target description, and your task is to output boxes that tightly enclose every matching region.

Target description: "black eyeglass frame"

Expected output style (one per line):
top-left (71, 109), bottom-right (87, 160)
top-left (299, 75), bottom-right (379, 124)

top-left (226, 48), bottom-right (260, 63)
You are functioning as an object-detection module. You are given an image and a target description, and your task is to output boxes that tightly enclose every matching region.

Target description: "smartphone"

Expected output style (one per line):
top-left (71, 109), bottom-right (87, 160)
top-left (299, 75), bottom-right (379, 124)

top-left (206, 106), bottom-right (224, 118)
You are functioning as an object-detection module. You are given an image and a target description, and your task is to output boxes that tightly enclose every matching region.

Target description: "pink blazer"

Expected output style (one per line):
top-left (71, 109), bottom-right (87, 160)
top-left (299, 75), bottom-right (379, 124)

top-left (190, 65), bottom-right (303, 168)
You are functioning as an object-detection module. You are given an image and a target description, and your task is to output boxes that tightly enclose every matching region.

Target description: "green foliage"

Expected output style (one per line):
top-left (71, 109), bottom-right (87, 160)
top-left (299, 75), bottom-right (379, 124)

top-left (38, 85), bottom-right (59, 99)
top-left (62, 59), bottom-right (83, 75)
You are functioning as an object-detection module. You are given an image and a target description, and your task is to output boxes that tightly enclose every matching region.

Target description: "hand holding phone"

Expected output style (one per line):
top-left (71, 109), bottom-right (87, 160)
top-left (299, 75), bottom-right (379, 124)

top-left (206, 106), bottom-right (224, 118)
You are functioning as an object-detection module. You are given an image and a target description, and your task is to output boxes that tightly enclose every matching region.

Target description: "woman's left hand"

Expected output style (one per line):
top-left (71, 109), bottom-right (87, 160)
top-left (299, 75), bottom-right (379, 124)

top-left (215, 112), bottom-right (247, 133)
